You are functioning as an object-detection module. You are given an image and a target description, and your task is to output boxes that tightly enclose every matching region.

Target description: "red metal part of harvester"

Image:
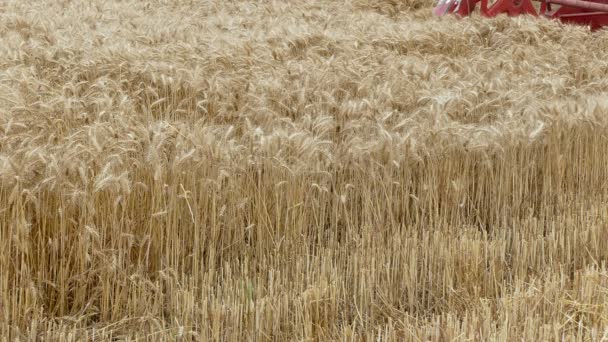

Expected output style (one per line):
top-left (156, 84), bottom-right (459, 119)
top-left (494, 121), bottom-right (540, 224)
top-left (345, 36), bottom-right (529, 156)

top-left (434, 0), bottom-right (608, 30)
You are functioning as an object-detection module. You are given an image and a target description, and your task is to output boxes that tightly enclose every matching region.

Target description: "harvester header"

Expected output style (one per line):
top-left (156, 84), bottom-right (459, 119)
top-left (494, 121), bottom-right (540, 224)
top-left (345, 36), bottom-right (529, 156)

top-left (434, 0), bottom-right (608, 30)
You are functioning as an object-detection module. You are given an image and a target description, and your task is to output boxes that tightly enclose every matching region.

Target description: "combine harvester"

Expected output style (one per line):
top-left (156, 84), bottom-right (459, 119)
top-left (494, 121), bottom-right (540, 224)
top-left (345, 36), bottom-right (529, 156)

top-left (434, 0), bottom-right (608, 29)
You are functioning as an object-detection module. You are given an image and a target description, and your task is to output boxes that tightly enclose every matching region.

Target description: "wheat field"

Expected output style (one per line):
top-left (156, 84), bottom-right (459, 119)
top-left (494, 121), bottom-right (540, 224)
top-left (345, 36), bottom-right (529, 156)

top-left (2, 0), bottom-right (608, 340)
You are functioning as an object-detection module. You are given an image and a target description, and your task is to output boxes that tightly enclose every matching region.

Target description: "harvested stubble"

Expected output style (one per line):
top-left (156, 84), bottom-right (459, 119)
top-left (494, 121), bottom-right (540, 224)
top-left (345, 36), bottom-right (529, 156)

top-left (1, 0), bottom-right (608, 340)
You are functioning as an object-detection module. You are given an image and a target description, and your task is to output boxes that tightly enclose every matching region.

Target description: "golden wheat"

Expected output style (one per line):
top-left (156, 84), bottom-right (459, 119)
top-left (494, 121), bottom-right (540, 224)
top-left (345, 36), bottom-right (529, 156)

top-left (2, 0), bottom-right (608, 340)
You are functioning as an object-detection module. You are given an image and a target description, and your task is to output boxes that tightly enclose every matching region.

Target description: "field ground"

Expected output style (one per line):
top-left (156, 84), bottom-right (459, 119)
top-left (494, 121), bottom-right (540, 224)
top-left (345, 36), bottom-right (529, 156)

top-left (2, 0), bottom-right (608, 340)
